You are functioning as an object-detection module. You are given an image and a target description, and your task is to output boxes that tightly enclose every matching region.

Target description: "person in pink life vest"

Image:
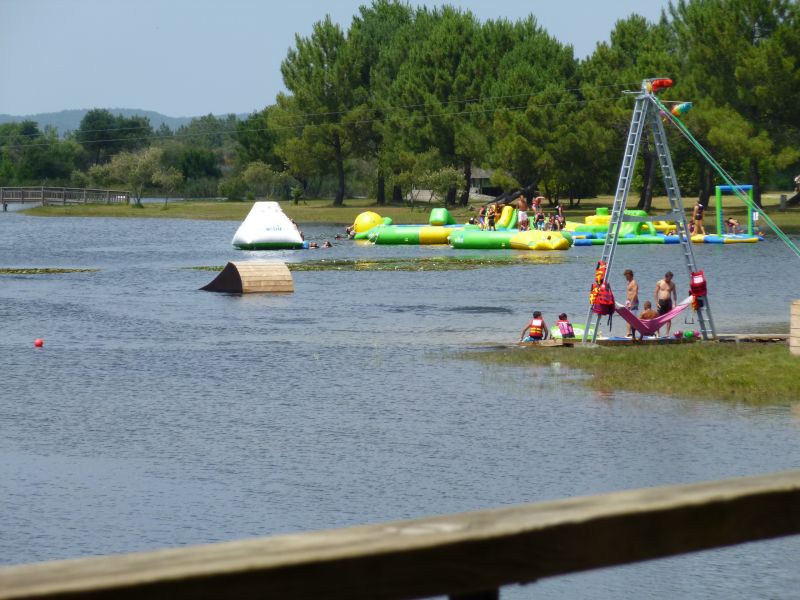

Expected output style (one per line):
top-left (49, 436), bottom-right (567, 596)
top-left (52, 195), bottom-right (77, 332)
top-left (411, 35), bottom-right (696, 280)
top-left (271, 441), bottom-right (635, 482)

top-left (556, 313), bottom-right (575, 338)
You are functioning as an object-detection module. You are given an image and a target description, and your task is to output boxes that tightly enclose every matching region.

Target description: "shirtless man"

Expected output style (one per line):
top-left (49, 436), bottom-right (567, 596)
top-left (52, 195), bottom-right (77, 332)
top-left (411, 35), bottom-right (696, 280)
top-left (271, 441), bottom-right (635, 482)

top-left (654, 271), bottom-right (678, 336)
top-left (624, 269), bottom-right (639, 337)
top-left (516, 196), bottom-right (529, 231)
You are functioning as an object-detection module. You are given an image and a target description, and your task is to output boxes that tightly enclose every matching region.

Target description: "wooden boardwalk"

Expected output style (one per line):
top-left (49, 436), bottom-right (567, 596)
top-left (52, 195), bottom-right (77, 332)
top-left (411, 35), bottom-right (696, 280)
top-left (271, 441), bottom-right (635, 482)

top-left (1, 470), bottom-right (798, 599)
top-left (516, 333), bottom-right (788, 348)
top-left (0, 186), bottom-right (131, 206)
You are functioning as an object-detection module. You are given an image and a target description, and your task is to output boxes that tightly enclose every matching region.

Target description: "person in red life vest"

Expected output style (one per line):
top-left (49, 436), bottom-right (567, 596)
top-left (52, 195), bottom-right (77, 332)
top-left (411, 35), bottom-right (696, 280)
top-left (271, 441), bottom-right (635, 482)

top-left (725, 217), bottom-right (740, 234)
top-left (520, 310), bottom-right (550, 342)
top-left (556, 313), bottom-right (575, 338)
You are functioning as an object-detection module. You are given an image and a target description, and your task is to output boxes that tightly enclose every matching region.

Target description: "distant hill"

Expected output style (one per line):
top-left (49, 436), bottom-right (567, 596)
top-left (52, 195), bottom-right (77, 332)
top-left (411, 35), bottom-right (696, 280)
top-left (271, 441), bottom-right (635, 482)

top-left (0, 109), bottom-right (245, 136)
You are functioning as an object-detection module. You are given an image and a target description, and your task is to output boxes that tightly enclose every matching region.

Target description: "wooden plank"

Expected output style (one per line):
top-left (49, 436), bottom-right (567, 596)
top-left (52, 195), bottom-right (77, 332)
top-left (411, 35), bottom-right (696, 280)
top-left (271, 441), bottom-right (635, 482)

top-left (717, 333), bottom-right (788, 344)
top-left (201, 262), bottom-right (293, 293)
top-left (792, 302), bottom-right (800, 357)
top-left (1, 471), bottom-right (799, 600)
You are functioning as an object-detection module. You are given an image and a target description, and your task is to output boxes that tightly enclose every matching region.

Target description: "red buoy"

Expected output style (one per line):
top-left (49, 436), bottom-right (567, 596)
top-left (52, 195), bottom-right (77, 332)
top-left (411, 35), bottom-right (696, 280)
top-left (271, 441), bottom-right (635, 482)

top-left (34, 338), bottom-right (44, 348)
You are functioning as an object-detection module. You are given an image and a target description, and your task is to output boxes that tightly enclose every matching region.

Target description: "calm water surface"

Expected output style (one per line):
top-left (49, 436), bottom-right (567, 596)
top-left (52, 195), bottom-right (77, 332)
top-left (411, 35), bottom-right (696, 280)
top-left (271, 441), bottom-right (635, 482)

top-left (2, 210), bottom-right (800, 599)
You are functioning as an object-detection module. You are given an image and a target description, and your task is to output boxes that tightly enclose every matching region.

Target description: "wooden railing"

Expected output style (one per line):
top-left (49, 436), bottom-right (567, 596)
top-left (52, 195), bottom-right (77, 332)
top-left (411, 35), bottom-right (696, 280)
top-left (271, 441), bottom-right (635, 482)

top-left (1, 470), bottom-right (799, 600)
top-left (0, 186), bottom-right (131, 206)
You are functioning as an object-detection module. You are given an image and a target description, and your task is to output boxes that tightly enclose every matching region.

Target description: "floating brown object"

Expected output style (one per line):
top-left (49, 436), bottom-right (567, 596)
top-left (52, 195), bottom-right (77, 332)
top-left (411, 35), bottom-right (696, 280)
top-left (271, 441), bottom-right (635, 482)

top-left (201, 261), bottom-right (293, 293)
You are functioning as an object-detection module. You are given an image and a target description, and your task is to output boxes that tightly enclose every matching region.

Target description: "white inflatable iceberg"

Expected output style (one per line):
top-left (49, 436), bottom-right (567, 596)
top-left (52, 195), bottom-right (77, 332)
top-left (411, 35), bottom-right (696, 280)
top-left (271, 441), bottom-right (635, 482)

top-left (231, 201), bottom-right (307, 250)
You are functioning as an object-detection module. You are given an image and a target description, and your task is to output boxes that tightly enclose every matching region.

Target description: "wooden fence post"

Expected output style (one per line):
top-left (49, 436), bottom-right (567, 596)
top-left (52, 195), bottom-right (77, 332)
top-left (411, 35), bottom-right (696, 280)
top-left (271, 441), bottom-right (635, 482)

top-left (791, 300), bottom-right (800, 357)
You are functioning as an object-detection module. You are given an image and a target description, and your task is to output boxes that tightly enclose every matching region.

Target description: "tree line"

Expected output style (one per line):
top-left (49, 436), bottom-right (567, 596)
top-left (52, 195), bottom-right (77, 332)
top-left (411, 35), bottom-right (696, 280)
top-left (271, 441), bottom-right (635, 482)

top-left (1, 0), bottom-right (798, 208)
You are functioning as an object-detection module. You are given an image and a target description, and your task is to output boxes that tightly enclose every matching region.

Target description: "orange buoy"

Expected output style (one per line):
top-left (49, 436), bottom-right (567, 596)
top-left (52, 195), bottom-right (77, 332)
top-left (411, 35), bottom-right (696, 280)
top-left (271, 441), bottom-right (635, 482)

top-left (34, 338), bottom-right (44, 347)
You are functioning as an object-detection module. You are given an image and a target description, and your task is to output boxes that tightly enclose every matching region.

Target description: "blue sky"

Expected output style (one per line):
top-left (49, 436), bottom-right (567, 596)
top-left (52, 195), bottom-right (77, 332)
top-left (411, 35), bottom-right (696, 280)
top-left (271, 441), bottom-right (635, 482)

top-left (0, 0), bottom-right (668, 117)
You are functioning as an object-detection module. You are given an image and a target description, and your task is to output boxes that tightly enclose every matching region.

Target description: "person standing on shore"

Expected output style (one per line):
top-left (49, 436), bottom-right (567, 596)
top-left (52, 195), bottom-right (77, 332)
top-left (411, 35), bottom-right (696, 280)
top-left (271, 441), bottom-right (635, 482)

top-left (654, 271), bottom-right (677, 336)
top-left (624, 269), bottom-right (639, 337)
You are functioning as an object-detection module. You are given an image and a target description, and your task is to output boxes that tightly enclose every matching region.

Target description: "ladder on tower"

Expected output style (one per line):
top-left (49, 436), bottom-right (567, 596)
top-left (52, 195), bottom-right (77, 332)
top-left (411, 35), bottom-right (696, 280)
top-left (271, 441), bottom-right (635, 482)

top-left (582, 78), bottom-right (716, 343)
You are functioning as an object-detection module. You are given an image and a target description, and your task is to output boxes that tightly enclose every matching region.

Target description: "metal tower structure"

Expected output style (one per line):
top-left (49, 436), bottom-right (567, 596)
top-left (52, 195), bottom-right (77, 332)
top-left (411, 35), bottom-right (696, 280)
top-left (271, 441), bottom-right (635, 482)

top-left (582, 78), bottom-right (716, 343)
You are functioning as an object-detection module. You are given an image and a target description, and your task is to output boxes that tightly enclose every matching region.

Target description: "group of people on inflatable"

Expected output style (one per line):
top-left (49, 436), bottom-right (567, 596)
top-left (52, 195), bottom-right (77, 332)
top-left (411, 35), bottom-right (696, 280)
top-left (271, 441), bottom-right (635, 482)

top-left (476, 195), bottom-right (565, 232)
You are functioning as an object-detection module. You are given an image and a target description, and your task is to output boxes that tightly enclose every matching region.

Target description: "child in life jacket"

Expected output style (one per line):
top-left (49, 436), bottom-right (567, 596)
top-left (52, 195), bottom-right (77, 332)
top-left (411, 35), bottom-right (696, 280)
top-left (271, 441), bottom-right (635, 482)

top-left (520, 310), bottom-right (550, 342)
top-left (556, 313), bottom-right (575, 338)
top-left (486, 205), bottom-right (497, 231)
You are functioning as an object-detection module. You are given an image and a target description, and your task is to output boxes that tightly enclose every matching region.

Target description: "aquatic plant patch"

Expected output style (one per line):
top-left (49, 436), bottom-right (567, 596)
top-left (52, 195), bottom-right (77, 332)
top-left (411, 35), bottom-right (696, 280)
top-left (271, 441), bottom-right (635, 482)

top-left (190, 255), bottom-right (566, 273)
top-left (0, 268), bottom-right (99, 275)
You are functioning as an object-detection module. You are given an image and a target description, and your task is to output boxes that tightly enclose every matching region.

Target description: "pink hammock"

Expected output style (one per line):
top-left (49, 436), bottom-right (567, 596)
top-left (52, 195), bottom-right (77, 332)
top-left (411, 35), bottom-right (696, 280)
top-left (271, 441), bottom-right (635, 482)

top-left (615, 296), bottom-right (693, 336)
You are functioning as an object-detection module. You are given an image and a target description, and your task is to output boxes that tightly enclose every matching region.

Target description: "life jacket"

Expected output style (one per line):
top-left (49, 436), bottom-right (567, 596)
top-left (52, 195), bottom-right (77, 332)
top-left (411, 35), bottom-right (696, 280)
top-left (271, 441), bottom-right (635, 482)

top-left (594, 260), bottom-right (607, 285)
top-left (650, 78), bottom-right (673, 92)
top-left (689, 270), bottom-right (707, 297)
top-left (591, 282), bottom-right (615, 315)
top-left (557, 319), bottom-right (575, 338)
top-left (529, 317), bottom-right (544, 339)
top-left (691, 295), bottom-right (703, 311)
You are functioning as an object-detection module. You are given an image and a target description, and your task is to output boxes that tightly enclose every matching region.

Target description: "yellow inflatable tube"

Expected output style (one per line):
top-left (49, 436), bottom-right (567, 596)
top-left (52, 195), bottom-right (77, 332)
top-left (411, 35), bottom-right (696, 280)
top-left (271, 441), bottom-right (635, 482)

top-left (584, 214), bottom-right (611, 227)
top-left (418, 226), bottom-right (456, 244)
top-left (508, 230), bottom-right (571, 251)
top-left (496, 205), bottom-right (516, 229)
top-left (652, 220), bottom-right (674, 233)
top-left (354, 211), bottom-right (384, 233)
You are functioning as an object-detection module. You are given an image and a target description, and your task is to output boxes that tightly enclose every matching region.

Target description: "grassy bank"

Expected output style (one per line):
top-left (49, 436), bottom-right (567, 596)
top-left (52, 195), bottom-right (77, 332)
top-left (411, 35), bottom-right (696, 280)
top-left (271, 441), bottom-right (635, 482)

top-left (468, 343), bottom-right (800, 404)
top-left (21, 198), bottom-right (478, 224)
top-left (21, 195), bottom-right (800, 232)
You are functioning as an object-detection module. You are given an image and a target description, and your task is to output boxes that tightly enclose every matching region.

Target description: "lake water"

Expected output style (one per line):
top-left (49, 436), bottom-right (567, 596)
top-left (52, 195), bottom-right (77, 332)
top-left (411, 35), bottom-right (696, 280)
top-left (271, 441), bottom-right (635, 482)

top-left (2, 209), bottom-right (800, 599)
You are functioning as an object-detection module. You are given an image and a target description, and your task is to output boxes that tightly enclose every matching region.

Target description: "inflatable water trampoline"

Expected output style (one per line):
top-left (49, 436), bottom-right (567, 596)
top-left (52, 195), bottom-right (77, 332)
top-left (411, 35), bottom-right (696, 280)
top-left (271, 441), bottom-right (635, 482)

top-left (232, 202), bottom-right (307, 250)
